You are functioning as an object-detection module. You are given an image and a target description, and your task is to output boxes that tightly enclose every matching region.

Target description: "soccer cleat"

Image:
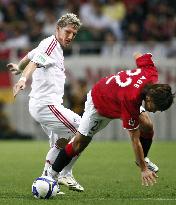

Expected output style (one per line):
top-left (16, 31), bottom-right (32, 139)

top-left (144, 157), bottom-right (159, 173)
top-left (58, 175), bottom-right (84, 192)
top-left (136, 157), bottom-right (159, 173)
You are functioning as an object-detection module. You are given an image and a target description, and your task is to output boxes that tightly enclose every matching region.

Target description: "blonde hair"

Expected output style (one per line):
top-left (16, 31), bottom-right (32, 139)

top-left (57, 13), bottom-right (82, 30)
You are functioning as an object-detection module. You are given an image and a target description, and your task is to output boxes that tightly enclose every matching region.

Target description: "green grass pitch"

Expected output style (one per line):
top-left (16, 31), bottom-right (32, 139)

top-left (0, 140), bottom-right (176, 205)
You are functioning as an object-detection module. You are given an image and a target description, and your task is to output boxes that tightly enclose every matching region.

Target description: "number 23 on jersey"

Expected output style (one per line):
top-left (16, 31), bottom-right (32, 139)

top-left (106, 69), bottom-right (146, 88)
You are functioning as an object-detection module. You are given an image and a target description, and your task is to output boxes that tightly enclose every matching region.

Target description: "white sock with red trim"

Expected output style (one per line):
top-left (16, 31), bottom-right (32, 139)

top-left (42, 146), bottom-right (60, 176)
top-left (41, 145), bottom-right (79, 178)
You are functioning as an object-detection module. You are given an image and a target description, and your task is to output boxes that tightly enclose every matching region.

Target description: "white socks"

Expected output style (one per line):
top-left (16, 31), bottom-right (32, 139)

top-left (42, 145), bottom-right (79, 177)
top-left (42, 146), bottom-right (59, 176)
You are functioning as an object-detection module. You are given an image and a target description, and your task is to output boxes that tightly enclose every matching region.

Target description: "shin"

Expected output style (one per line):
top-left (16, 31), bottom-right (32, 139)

top-left (139, 112), bottom-right (154, 157)
top-left (52, 132), bottom-right (91, 173)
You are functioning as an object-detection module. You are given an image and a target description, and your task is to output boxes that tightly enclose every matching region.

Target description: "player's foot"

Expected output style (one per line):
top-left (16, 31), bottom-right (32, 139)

top-left (58, 175), bottom-right (84, 192)
top-left (45, 166), bottom-right (59, 181)
top-left (144, 157), bottom-right (159, 173)
top-left (136, 157), bottom-right (159, 173)
top-left (43, 166), bottom-right (65, 194)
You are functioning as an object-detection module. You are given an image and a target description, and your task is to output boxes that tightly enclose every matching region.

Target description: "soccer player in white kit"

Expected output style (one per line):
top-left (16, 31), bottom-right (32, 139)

top-left (8, 13), bottom-right (84, 192)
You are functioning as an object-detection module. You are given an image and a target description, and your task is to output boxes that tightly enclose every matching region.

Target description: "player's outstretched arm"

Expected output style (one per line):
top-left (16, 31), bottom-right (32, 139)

top-left (7, 55), bottom-right (30, 75)
top-left (128, 128), bottom-right (158, 186)
top-left (13, 61), bottom-right (37, 98)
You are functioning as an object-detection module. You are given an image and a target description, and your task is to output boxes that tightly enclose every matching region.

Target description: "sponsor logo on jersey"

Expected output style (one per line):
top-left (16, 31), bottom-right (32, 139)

top-left (37, 53), bottom-right (47, 64)
top-left (38, 55), bottom-right (46, 63)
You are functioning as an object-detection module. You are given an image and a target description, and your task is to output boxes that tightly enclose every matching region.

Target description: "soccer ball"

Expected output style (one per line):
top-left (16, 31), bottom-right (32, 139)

top-left (32, 176), bottom-right (59, 199)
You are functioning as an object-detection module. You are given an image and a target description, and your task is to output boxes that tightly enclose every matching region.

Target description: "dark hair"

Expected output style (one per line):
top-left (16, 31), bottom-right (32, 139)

top-left (142, 84), bottom-right (175, 111)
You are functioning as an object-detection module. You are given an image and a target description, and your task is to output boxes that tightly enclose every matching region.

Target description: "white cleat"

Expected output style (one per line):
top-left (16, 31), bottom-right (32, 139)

top-left (144, 157), bottom-right (159, 173)
top-left (58, 175), bottom-right (84, 192)
top-left (136, 157), bottom-right (159, 173)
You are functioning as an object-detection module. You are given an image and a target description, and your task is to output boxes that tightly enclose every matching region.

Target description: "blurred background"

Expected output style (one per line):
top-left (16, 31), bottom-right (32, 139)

top-left (0, 0), bottom-right (176, 141)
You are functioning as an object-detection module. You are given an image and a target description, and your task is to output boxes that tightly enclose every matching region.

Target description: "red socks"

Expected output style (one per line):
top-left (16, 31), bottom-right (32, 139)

top-left (65, 142), bottom-right (77, 157)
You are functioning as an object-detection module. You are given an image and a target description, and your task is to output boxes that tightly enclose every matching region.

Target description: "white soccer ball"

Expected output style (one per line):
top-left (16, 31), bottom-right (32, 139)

top-left (32, 176), bottom-right (59, 199)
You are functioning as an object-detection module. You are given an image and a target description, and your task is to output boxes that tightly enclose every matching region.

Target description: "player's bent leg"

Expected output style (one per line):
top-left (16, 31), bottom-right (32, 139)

top-left (55, 135), bottom-right (85, 191)
top-left (41, 105), bottom-right (84, 191)
top-left (139, 113), bottom-right (154, 158)
top-left (43, 137), bottom-right (84, 191)
top-left (42, 138), bottom-right (69, 175)
top-left (73, 132), bottom-right (91, 153)
top-left (30, 102), bottom-right (84, 191)
top-left (42, 139), bottom-right (83, 193)
top-left (49, 132), bottom-right (91, 179)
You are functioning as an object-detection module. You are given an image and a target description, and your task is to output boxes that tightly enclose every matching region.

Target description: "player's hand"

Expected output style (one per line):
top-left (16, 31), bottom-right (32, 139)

top-left (133, 52), bottom-right (142, 60)
top-left (13, 80), bottom-right (26, 98)
top-left (7, 63), bottom-right (21, 75)
top-left (141, 169), bottom-right (158, 186)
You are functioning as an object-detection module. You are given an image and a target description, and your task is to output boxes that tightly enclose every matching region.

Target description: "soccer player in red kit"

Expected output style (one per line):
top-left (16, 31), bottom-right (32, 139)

top-left (47, 53), bottom-right (175, 186)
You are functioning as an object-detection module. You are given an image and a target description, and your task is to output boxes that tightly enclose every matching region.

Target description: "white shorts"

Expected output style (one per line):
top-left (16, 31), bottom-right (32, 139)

top-left (78, 91), bottom-right (111, 138)
top-left (29, 98), bottom-right (81, 147)
top-left (78, 91), bottom-right (146, 138)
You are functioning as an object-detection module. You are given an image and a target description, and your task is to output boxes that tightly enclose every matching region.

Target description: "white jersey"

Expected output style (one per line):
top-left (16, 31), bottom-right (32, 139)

top-left (28, 35), bottom-right (65, 105)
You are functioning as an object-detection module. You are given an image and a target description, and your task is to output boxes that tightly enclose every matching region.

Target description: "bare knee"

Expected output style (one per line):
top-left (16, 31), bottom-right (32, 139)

top-left (56, 138), bottom-right (70, 149)
top-left (140, 121), bottom-right (153, 133)
top-left (139, 112), bottom-right (154, 133)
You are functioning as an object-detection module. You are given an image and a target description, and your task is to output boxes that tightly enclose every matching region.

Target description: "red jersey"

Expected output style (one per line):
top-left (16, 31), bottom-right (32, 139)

top-left (91, 54), bottom-right (158, 130)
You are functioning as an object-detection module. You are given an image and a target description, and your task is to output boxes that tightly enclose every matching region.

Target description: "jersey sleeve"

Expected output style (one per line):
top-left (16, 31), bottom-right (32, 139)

top-left (29, 40), bottom-right (51, 67)
top-left (27, 48), bottom-right (38, 60)
top-left (121, 101), bottom-right (140, 130)
top-left (136, 53), bottom-right (158, 84)
top-left (136, 53), bottom-right (155, 68)
top-left (122, 116), bottom-right (139, 130)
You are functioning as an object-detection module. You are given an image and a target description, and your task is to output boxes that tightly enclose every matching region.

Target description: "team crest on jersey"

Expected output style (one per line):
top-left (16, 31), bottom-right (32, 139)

top-left (128, 118), bottom-right (135, 126)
